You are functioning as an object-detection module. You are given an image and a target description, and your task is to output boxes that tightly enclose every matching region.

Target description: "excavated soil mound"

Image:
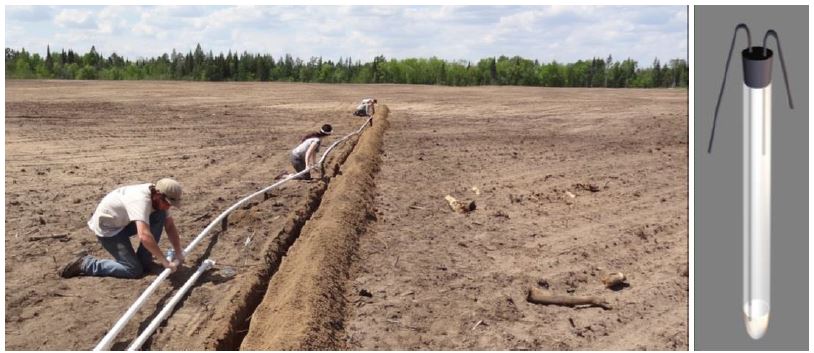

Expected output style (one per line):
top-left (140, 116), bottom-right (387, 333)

top-left (240, 107), bottom-right (389, 350)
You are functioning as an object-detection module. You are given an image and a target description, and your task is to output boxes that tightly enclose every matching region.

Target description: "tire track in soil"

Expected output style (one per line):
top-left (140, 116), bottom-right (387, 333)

top-left (239, 107), bottom-right (389, 350)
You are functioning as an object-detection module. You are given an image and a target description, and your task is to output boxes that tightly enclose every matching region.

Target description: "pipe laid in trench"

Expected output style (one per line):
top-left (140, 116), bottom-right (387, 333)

top-left (240, 108), bottom-right (388, 350)
top-left (127, 259), bottom-right (216, 351)
top-left (93, 117), bottom-right (372, 351)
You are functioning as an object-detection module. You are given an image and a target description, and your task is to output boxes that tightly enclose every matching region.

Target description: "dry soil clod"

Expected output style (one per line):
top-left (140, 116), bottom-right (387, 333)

top-left (526, 287), bottom-right (612, 310)
top-left (601, 272), bottom-right (627, 288)
top-left (444, 195), bottom-right (475, 213)
top-left (574, 183), bottom-right (601, 192)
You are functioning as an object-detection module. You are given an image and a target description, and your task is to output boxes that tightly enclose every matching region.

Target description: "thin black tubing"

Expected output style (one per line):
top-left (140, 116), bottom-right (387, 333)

top-left (763, 30), bottom-right (794, 109)
top-left (708, 23), bottom-right (752, 153)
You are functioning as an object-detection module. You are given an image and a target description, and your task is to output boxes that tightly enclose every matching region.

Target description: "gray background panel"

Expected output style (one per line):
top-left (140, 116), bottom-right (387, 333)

top-left (694, 5), bottom-right (808, 351)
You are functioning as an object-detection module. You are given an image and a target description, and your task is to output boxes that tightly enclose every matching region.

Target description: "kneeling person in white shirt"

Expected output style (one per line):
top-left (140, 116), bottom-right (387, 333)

top-left (59, 178), bottom-right (185, 279)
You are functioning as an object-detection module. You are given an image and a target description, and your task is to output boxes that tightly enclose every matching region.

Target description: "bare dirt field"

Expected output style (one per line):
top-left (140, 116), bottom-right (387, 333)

top-left (5, 80), bottom-right (687, 350)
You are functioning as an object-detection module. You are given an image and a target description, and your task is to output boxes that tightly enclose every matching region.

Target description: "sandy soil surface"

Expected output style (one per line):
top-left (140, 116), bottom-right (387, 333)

top-left (5, 80), bottom-right (687, 350)
top-left (343, 85), bottom-right (689, 350)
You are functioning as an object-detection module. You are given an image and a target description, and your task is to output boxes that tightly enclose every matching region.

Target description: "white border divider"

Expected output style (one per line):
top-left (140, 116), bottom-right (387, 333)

top-left (126, 259), bottom-right (216, 351)
top-left (93, 117), bottom-right (372, 351)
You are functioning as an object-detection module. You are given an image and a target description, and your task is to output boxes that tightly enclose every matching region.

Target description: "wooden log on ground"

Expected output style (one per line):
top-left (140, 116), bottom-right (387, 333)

top-left (28, 233), bottom-right (69, 241)
top-left (527, 287), bottom-right (611, 310)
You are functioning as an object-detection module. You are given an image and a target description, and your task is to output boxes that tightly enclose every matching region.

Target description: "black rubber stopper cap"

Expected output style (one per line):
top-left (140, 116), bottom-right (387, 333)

top-left (742, 47), bottom-right (773, 89)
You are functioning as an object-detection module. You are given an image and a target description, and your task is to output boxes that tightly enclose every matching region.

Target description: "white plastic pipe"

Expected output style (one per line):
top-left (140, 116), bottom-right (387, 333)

top-left (93, 269), bottom-right (173, 350)
top-left (743, 83), bottom-right (771, 339)
top-left (127, 260), bottom-right (216, 351)
top-left (94, 116), bottom-right (372, 350)
top-left (184, 116), bottom-right (371, 255)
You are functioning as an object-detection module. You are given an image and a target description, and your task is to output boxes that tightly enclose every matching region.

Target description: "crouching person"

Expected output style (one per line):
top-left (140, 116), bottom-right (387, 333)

top-left (289, 124), bottom-right (332, 180)
top-left (59, 178), bottom-right (185, 279)
top-left (353, 98), bottom-right (377, 125)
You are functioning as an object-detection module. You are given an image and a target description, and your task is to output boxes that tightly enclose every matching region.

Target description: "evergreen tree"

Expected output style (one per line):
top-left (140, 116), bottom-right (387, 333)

top-left (5, 44), bottom-right (687, 88)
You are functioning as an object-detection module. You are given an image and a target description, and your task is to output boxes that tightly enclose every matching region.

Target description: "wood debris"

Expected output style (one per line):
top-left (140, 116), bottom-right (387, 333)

top-left (445, 195), bottom-right (476, 213)
top-left (526, 287), bottom-right (611, 310)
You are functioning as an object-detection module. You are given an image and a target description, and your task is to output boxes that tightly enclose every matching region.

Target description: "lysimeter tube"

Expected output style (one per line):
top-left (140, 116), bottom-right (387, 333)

top-left (742, 79), bottom-right (770, 339)
top-left (708, 24), bottom-right (793, 340)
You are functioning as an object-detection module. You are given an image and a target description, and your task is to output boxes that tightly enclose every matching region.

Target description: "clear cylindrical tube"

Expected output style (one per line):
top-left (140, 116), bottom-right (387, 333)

top-left (743, 82), bottom-right (771, 339)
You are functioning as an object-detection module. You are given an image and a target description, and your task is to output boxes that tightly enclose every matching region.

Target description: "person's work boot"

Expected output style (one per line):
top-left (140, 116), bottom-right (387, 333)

top-left (59, 255), bottom-right (87, 278)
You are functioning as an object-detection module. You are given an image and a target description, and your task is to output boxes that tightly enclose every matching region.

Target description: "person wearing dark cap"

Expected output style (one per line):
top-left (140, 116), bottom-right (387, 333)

top-left (289, 124), bottom-right (332, 180)
top-left (59, 178), bottom-right (185, 279)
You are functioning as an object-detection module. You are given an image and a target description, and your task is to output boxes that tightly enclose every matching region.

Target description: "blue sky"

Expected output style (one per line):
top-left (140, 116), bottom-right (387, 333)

top-left (5, 5), bottom-right (687, 66)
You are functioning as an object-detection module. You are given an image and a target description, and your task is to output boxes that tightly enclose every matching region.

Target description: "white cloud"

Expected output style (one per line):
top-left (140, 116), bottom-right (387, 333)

top-left (97, 6), bottom-right (130, 34)
top-left (54, 9), bottom-right (96, 29)
top-left (9, 5), bottom-right (686, 66)
top-left (6, 6), bottom-right (54, 22)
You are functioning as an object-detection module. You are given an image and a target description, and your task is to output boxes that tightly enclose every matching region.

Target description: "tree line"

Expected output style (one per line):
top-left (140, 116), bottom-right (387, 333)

top-left (5, 44), bottom-right (688, 88)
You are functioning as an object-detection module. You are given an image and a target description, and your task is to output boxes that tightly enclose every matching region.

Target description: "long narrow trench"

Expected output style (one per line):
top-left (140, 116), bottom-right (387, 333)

top-left (139, 186), bottom-right (326, 350)
top-left (138, 111), bottom-right (386, 351)
top-left (214, 127), bottom-right (359, 351)
top-left (213, 128), bottom-right (363, 350)
top-left (136, 122), bottom-right (366, 351)
top-left (239, 108), bottom-right (388, 350)
top-left (214, 184), bottom-right (326, 349)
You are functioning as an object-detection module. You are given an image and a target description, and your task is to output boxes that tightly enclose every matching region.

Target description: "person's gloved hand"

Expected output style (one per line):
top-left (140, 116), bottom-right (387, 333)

top-left (162, 259), bottom-right (179, 273)
top-left (174, 251), bottom-right (185, 265)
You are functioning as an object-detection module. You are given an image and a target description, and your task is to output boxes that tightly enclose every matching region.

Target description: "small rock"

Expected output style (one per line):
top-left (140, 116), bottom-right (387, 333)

top-left (72, 198), bottom-right (81, 204)
top-left (491, 210), bottom-right (510, 219)
top-left (679, 264), bottom-right (689, 277)
top-left (359, 289), bottom-right (373, 298)
top-left (219, 266), bottom-right (237, 278)
top-left (574, 183), bottom-right (601, 193)
top-left (601, 272), bottom-right (627, 288)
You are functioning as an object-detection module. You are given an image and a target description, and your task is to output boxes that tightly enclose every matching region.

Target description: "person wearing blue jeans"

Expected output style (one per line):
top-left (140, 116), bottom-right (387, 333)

top-left (81, 210), bottom-right (167, 278)
top-left (59, 178), bottom-right (186, 279)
